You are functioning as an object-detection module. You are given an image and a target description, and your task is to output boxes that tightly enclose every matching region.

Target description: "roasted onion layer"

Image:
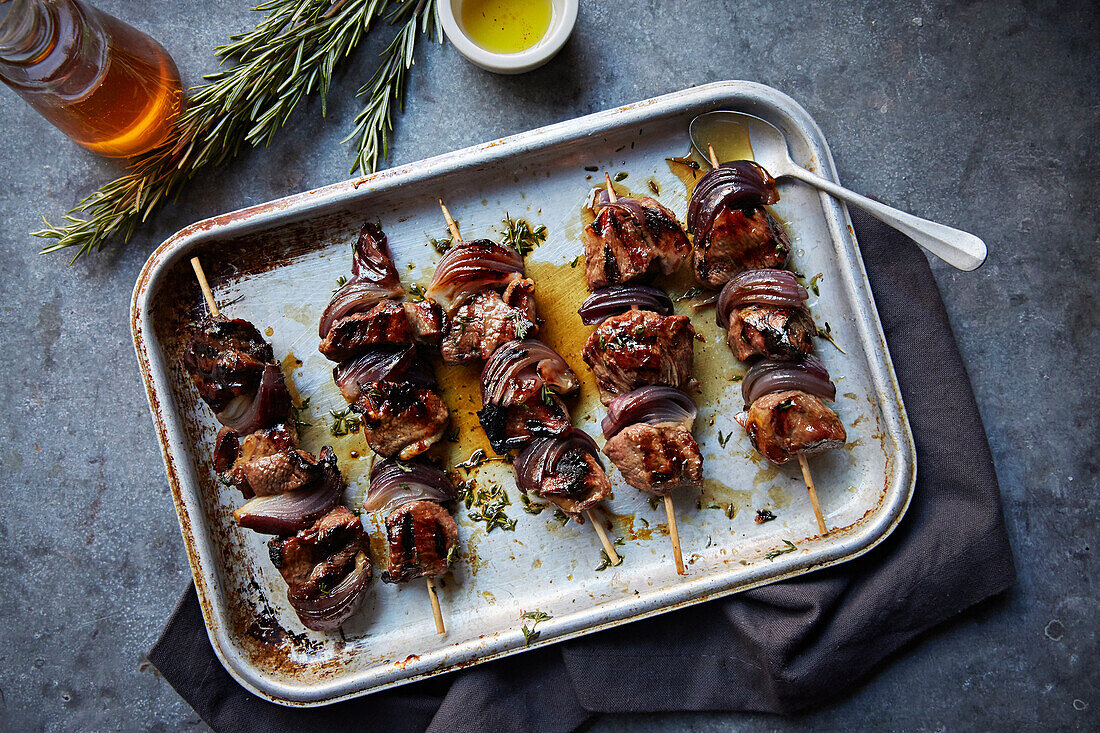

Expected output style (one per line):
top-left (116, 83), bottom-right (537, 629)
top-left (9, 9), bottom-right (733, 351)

top-left (233, 447), bottom-right (342, 534)
top-left (600, 385), bottom-right (698, 440)
top-left (742, 355), bottom-right (836, 406)
top-left (578, 285), bottom-right (675, 325)
top-left (319, 223), bottom-right (405, 338)
top-left (716, 269), bottom-right (808, 329)
top-left (687, 160), bottom-right (779, 246)
top-left (215, 364), bottom-right (292, 435)
top-left (365, 459), bottom-right (456, 518)
top-left (288, 552), bottom-right (371, 631)
top-left (513, 429), bottom-right (604, 498)
top-left (481, 339), bottom-right (579, 408)
top-left (333, 346), bottom-right (435, 402)
top-left (425, 239), bottom-right (524, 310)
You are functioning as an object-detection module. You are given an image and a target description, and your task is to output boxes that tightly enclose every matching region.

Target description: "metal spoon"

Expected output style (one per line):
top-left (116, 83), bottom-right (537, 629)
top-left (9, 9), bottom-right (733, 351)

top-left (689, 111), bottom-right (987, 271)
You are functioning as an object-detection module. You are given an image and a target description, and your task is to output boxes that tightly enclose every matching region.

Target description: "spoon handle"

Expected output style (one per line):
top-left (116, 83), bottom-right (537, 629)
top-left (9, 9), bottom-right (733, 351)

top-left (784, 167), bottom-right (987, 271)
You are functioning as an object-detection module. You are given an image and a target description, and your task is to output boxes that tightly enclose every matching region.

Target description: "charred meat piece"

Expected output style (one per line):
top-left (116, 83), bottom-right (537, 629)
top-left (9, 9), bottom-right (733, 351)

top-left (477, 392), bottom-right (572, 454)
top-left (404, 299), bottom-right (445, 345)
top-left (582, 309), bottom-right (697, 404)
top-left (319, 299), bottom-right (413, 361)
top-left (222, 423), bottom-right (327, 498)
top-left (268, 506), bottom-right (372, 631)
top-left (602, 422), bottom-right (703, 496)
top-left (583, 195), bottom-right (690, 289)
top-left (739, 390), bottom-right (846, 465)
top-left (539, 450), bottom-right (612, 519)
top-left (319, 223), bottom-right (405, 341)
top-left (381, 500), bottom-right (458, 584)
top-left (693, 207), bottom-right (791, 288)
top-left (183, 315), bottom-right (274, 412)
top-left (727, 304), bottom-right (815, 362)
top-left (440, 278), bottom-right (538, 365)
top-left (352, 381), bottom-right (449, 460)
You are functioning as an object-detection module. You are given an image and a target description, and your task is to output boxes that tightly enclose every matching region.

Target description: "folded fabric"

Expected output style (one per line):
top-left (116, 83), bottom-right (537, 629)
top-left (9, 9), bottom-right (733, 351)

top-left (150, 208), bottom-right (1015, 732)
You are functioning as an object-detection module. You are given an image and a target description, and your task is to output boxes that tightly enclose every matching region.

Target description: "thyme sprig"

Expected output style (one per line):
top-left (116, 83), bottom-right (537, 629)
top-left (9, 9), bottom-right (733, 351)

top-left (35, 0), bottom-right (439, 260)
top-left (520, 610), bottom-right (551, 645)
top-left (498, 213), bottom-right (548, 256)
top-left (764, 540), bottom-right (798, 561)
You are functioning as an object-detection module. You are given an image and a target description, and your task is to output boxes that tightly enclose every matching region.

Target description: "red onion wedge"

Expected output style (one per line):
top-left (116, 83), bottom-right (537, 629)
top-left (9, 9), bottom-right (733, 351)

top-left (319, 223), bottom-right (405, 338)
top-left (742, 355), bottom-right (836, 407)
top-left (600, 386), bottom-right (698, 440)
top-left (481, 339), bottom-right (579, 408)
top-left (233, 447), bottom-right (342, 534)
top-left (288, 552), bottom-right (372, 631)
top-left (716, 269), bottom-right (809, 329)
top-left (687, 160), bottom-right (779, 245)
top-left (215, 364), bottom-right (291, 434)
top-left (514, 429), bottom-right (604, 498)
top-left (578, 285), bottom-right (674, 325)
top-left (333, 346), bottom-right (435, 402)
top-left (425, 239), bottom-right (524, 310)
top-left (365, 459), bottom-right (456, 518)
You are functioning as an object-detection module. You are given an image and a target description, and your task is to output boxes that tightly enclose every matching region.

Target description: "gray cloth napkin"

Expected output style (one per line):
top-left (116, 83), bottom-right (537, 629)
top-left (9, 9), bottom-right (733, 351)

top-left (150, 208), bottom-right (1015, 731)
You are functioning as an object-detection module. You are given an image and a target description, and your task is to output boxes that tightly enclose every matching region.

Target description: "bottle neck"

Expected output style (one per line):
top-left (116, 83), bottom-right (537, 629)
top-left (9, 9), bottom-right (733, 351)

top-left (0, 0), bottom-right (56, 64)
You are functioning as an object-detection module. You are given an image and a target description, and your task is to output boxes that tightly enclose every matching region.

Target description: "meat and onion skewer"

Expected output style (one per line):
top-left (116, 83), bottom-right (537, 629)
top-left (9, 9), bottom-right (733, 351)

top-left (185, 257), bottom-right (372, 631)
top-left (694, 145), bottom-right (845, 535)
top-left (435, 201), bottom-right (621, 566)
top-left (577, 176), bottom-right (705, 574)
top-left (317, 226), bottom-right (455, 634)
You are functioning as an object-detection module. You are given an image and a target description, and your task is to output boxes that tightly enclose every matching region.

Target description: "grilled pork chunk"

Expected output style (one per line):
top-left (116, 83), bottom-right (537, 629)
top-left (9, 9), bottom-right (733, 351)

top-left (739, 390), bottom-right (846, 465)
top-left (582, 309), bottom-right (697, 404)
top-left (381, 500), bottom-right (458, 583)
top-left (602, 422), bottom-right (703, 496)
top-left (727, 304), bottom-right (815, 362)
top-left (440, 278), bottom-right (537, 365)
top-left (693, 207), bottom-right (791, 288)
top-left (583, 196), bottom-right (690, 289)
top-left (540, 449), bottom-right (613, 518)
top-left (351, 381), bottom-right (449, 460)
top-left (477, 392), bottom-right (572, 454)
top-left (183, 315), bottom-right (274, 412)
top-left (318, 299), bottom-right (412, 361)
top-left (267, 506), bottom-right (372, 631)
top-left (404, 299), bottom-right (445, 345)
top-left (218, 422), bottom-right (321, 498)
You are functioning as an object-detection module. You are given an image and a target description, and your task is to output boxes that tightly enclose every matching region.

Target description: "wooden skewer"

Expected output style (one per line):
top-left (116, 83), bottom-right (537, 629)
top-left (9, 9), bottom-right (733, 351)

top-left (606, 171), bottom-right (684, 573)
top-left (426, 577), bottom-right (446, 635)
top-left (190, 257), bottom-right (220, 317)
top-left (798, 453), bottom-right (828, 536)
top-left (664, 494), bottom-right (685, 575)
top-left (707, 143), bottom-right (720, 169)
top-left (586, 510), bottom-right (620, 564)
top-left (439, 198), bottom-right (461, 240)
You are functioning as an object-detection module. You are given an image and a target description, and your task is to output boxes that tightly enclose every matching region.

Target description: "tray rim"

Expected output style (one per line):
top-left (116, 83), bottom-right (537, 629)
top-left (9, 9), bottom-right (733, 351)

top-left (131, 79), bottom-right (916, 707)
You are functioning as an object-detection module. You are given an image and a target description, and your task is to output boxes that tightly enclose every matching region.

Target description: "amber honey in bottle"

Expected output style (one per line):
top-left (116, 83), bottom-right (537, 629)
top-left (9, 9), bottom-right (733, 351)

top-left (0, 0), bottom-right (183, 157)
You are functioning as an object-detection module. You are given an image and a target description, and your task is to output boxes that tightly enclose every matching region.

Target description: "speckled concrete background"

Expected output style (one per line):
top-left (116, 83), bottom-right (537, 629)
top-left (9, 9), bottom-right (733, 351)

top-left (0, 1), bottom-right (1096, 730)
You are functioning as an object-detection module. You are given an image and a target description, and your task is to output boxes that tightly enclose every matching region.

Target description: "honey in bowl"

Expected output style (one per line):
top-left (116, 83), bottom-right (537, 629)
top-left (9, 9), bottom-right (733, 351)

top-left (459, 0), bottom-right (554, 54)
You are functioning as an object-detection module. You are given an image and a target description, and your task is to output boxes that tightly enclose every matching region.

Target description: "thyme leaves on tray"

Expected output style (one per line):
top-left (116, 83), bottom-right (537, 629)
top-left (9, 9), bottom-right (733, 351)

top-left (764, 540), bottom-right (798, 561)
top-left (499, 213), bottom-right (548, 257)
top-left (521, 610), bottom-right (552, 644)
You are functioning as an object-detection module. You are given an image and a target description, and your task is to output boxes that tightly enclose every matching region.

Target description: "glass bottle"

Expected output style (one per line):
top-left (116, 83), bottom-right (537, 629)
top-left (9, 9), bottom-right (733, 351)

top-left (0, 0), bottom-right (183, 157)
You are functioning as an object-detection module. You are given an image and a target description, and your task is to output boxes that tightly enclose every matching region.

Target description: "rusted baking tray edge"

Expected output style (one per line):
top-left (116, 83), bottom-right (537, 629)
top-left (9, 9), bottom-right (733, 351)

top-left (131, 80), bottom-right (916, 706)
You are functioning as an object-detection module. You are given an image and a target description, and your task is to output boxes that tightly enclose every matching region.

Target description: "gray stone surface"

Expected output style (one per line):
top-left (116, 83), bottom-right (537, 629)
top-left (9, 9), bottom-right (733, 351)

top-left (0, 0), bottom-right (1096, 730)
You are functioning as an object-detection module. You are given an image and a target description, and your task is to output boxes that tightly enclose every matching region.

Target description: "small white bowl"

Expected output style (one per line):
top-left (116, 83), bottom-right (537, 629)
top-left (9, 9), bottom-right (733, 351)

top-left (438, 0), bottom-right (578, 75)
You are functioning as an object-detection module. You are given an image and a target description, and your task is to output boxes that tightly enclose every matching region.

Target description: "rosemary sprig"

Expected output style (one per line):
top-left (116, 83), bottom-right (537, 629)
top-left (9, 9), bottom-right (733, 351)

top-left (35, 0), bottom-right (437, 260)
top-left (344, 0), bottom-right (441, 174)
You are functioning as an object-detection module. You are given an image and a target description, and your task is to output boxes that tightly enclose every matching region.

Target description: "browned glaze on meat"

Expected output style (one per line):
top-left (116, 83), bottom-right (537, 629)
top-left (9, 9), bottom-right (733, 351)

top-left (582, 309), bottom-right (697, 404)
top-left (602, 422), bottom-right (703, 496)
top-left (583, 196), bottom-right (690, 289)
top-left (218, 422), bottom-right (323, 498)
top-left (267, 506), bottom-right (372, 628)
top-left (404, 299), bottom-right (445, 345)
top-left (541, 450), bottom-right (612, 519)
top-left (440, 278), bottom-right (538, 365)
top-left (183, 315), bottom-right (274, 412)
top-left (381, 500), bottom-right (458, 583)
top-left (351, 381), bottom-right (449, 460)
top-left (727, 304), bottom-right (815, 362)
top-left (740, 390), bottom-right (846, 465)
top-left (478, 392), bottom-right (572, 454)
top-left (693, 207), bottom-right (791, 288)
top-left (318, 299), bottom-right (412, 361)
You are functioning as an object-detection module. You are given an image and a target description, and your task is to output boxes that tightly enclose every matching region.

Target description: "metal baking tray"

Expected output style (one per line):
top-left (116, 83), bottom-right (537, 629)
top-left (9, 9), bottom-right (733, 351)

top-left (131, 80), bottom-right (916, 706)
